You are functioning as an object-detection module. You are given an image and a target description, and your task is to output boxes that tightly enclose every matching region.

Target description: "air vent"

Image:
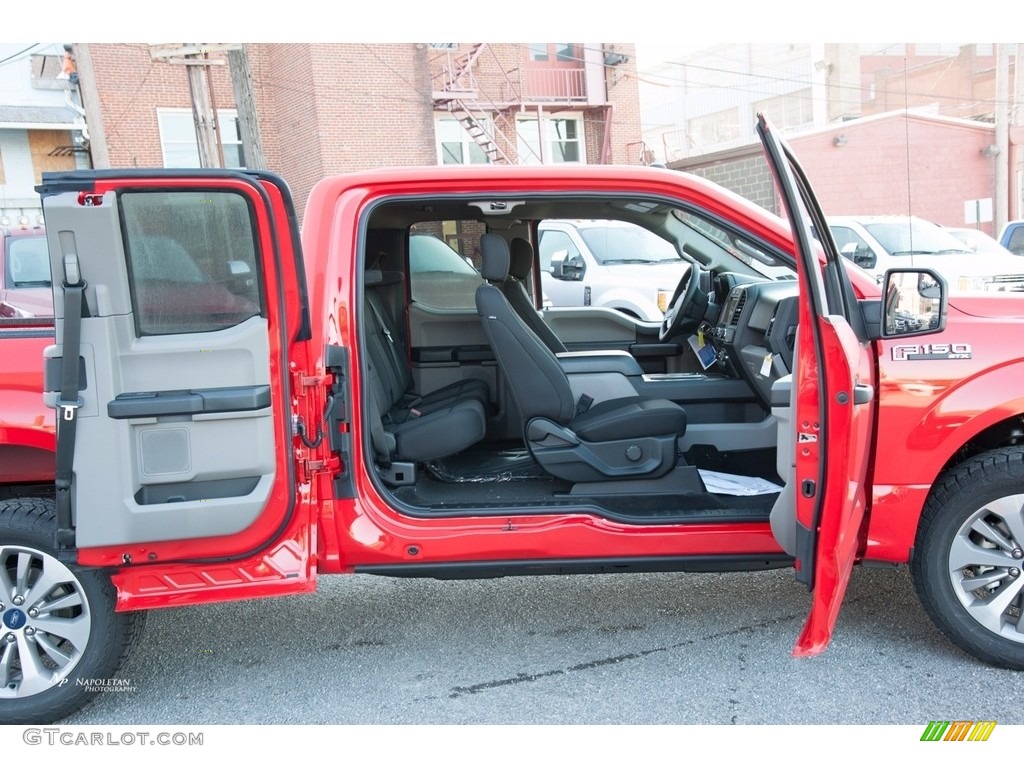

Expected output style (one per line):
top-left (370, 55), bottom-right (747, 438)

top-left (730, 289), bottom-right (747, 325)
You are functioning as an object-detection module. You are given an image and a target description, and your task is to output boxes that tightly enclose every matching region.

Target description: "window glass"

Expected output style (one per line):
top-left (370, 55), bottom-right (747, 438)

top-left (538, 229), bottom-right (579, 271)
top-left (121, 191), bottom-right (262, 335)
top-left (829, 225), bottom-right (869, 252)
top-left (7, 235), bottom-right (51, 285)
top-left (554, 44), bottom-right (575, 62)
top-left (436, 117), bottom-right (491, 165)
top-left (516, 116), bottom-right (584, 165)
top-left (408, 231), bottom-right (483, 310)
top-left (577, 223), bottom-right (681, 265)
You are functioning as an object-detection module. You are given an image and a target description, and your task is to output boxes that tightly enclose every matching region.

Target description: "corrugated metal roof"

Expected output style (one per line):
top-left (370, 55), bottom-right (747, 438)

top-left (0, 104), bottom-right (81, 127)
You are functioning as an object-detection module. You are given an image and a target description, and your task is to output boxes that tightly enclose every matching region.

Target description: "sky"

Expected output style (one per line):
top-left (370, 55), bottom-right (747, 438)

top-left (19, 0), bottom-right (1012, 58)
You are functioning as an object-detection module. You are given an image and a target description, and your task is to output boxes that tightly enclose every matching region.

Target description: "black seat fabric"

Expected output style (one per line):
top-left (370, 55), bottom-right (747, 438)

top-left (476, 234), bottom-right (687, 483)
top-left (364, 269), bottom-right (488, 461)
top-left (490, 237), bottom-right (566, 354)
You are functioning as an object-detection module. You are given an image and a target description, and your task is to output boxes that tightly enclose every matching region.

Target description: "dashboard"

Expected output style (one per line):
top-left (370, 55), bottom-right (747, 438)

top-left (706, 274), bottom-right (800, 408)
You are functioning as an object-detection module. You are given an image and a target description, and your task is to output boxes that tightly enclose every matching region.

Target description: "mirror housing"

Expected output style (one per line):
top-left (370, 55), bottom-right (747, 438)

top-left (550, 251), bottom-right (584, 281)
top-left (881, 268), bottom-right (947, 338)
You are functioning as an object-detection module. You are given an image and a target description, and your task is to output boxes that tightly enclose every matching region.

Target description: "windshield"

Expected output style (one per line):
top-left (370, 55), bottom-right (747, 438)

top-left (674, 210), bottom-right (796, 280)
top-left (863, 219), bottom-right (971, 256)
top-left (577, 222), bottom-right (681, 265)
top-left (5, 235), bottom-right (51, 287)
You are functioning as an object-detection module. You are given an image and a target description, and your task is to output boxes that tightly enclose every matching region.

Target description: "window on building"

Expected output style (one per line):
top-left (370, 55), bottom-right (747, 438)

top-left (529, 44), bottom-right (578, 62)
top-left (28, 130), bottom-right (77, 183)
top-left (752, 89), bottom-right (813, 132)
top-left (687, 108), bottom-right (741, 148)
top-left (436, 116), bottom-right (491, 165)
top-left (858, 43), bottom-right (906, 56)
top-left (516, 115), bottom-right (584, 164)
top-left (157, 109), bottom-right (246, 169)
top-left (914, 43), bottom-right (962, 57)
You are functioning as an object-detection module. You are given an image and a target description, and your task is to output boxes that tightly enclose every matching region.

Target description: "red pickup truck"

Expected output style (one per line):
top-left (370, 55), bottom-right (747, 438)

top-left (2, 116), bottom-right (1024, 724)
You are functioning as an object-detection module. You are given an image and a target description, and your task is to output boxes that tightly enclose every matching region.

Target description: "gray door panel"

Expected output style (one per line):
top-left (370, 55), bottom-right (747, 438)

top-left (42, 187), bottom-right (279, 548)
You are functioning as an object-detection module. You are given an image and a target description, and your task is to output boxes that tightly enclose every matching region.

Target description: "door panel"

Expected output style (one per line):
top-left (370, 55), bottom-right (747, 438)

top-left (40, 175), bottom-right (297, 554)
top-left (756, 115), bottom-right (875, 656)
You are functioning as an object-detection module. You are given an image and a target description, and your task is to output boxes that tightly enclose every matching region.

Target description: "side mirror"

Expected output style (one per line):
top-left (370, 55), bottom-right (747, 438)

top-left (841, 242), bottom-right (876, 270)
top-left (882, 268), bottom-right (947, 338)
top-left (550, 251), bottom-right (584, 281)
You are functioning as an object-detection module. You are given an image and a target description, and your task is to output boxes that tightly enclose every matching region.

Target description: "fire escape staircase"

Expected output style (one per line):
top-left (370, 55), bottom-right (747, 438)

top-left (432, 44), bottom-right (526, 165)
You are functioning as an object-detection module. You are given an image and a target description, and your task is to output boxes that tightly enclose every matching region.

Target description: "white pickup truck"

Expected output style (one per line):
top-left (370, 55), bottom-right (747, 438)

top-left (828, 214), bottom-right (1024, 293)
top-left (538, 219), bottom-right (690, 321)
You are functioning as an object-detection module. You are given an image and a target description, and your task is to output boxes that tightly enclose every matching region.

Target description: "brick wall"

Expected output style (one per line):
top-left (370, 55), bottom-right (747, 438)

top-left (83, 43), bottom-right (645, 220)
top-left (788, 115), bottom-right (997, 234)
top-left (86, 43), bottom-right (237, 169)
top-left (686, 154), bottom-right (777, 214)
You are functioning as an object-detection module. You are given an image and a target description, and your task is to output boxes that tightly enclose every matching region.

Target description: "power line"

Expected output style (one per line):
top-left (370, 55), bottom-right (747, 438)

top-left (0, 44), bottom-right (43, 68)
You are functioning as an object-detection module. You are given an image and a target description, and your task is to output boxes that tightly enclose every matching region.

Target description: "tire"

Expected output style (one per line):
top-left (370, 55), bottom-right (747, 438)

top-left (0, 497), bottom-right (145, 724)
top-left (911, 447), bottom-right (1024, 669)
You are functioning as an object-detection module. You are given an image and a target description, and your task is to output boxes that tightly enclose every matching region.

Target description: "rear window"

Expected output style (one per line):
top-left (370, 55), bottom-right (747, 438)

top-left (408, 233), bottom-right (483, 310)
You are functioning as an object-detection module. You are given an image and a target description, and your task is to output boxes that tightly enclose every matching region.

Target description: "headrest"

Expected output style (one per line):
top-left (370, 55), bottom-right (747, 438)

top-left (509, 238), bottom-right (533, 280)
top-left (479, 233), bottom-right (510, 282)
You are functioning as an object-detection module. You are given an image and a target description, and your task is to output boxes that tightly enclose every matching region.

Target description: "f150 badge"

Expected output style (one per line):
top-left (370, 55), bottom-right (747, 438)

top-left (891, 343), bottom-right (972, 361)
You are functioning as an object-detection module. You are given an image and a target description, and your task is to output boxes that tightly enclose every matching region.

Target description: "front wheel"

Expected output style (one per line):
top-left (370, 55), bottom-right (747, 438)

top-left (911, 447), bottom-right (1024, 669)
top-left (0, 497), bottom-right (145, 724)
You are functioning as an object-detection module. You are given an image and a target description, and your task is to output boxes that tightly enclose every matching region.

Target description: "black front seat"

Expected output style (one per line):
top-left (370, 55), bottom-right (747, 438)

top-left (475, 233), bottom-right (689, 484)
top-left (497, 237), bottom-right (566, 354)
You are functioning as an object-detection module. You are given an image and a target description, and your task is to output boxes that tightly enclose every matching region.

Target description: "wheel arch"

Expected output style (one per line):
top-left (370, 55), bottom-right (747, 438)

top-left (864, 376), bottom-right (1024, 563)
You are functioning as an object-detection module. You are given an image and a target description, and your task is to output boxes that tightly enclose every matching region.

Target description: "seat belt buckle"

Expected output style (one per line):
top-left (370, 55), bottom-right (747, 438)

top-left (575, 394), bottom-right (593, 414)
top-left (57, 398), bottom-right (83, 421)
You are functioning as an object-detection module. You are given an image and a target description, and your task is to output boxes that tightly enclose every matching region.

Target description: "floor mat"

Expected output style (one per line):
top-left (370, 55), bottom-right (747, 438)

top-left (424, 447), bottom-right (550, 483)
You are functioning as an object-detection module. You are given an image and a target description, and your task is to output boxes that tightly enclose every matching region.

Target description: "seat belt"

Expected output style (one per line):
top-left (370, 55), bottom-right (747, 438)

top-left (366, 292), bottom-right (408, 388)
top-left (54, 254), bottom-right (85, 550)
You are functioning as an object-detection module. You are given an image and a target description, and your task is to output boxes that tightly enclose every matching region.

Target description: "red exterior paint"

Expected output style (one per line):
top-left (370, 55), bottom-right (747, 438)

top-left (3, 163), bottom-right (1022, 650)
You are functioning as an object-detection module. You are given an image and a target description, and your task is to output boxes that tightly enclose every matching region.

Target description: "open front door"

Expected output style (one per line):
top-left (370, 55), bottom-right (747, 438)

top-left (39, 171), bottom-right (312, 588)
top-left (757, 116), bottom-right (877, 656)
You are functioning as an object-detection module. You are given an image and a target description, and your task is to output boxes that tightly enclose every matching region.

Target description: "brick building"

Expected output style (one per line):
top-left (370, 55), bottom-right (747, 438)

top-left (74, 43), bottom-right (642, 221)
top-left (670, 109), bottom-right (1001, 235)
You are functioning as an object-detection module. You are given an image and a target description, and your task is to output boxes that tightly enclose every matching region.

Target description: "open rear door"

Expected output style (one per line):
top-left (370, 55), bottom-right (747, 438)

top-left (757, 116), bottom-right (877, 655)
top-left (39, 170), bottom-right (314, 599)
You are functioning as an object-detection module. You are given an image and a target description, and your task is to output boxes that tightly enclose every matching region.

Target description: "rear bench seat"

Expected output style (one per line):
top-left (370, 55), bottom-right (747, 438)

top-left (363, 269), bottom-right (489, 462)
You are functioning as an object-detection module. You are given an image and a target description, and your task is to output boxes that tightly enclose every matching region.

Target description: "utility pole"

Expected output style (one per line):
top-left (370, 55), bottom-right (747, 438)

top-left (995, 44), bottom-right (1010, 233)
top-left (71, 43), bottom-right (110, 169)
top-left (186, 53), bottom-right (221, 168)
top-left (228, 47), bottom-right (266, 169)
top-left (1014, 44), bottom-right (1024, 221)
top-left (150, 44), bottom-right (243, 169)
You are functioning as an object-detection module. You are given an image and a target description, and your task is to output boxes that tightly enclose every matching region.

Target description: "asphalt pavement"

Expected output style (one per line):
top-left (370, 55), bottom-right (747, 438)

top-left (57, 563), bottom-right (1024, 727)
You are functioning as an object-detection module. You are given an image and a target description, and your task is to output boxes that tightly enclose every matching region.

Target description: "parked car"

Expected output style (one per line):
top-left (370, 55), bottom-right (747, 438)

top-left (828, 215), bottom-right (1024, 292)
top-left (0, 226), bottom-right (52, 318)
top-left (999, 219), bottom-right (1024, 256)
top-left (538, 219), bottom-right (689, 321)
top-left (944, 225), bottom-right (1018, 258)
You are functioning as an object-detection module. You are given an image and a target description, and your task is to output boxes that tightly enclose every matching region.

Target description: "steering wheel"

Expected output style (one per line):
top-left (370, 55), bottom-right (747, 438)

top-left (659, 264), bottom-right (707, 342)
